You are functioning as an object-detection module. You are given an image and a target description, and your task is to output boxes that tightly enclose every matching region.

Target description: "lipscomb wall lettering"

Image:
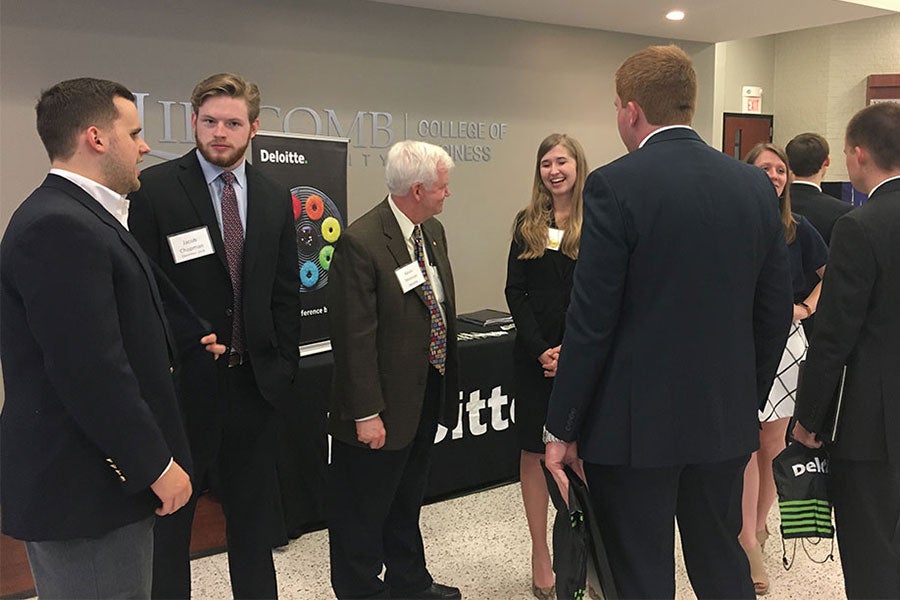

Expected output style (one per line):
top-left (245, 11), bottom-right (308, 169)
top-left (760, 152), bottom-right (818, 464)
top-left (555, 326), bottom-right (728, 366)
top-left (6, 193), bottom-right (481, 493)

top-left (134, 92), bottom-right (509, 167)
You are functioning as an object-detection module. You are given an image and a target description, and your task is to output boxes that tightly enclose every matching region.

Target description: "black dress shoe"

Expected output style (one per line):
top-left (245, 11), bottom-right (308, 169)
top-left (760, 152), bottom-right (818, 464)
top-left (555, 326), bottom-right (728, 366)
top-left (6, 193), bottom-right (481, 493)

top-left (392, 582), bottom-right (462, 599)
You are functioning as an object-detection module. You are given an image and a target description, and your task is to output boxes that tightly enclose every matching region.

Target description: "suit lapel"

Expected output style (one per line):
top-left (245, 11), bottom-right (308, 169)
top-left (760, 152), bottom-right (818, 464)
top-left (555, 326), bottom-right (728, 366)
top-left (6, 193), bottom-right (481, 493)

top-left (44, 175), bottom-right (177, 356)
top-left (178, 152), bottom-right (228, 270)
top-left (421, 218), bottom-right (453, 310)
top-left (546, 217), bottom-right (569, 283)
top-left (378, 200), bottom-right (429, 307)
top-left (243, 164), bottom-right (265, 275)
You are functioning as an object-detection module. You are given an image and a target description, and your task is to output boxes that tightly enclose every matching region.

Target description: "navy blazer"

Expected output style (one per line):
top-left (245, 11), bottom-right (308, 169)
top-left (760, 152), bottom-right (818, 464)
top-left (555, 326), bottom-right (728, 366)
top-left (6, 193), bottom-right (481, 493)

top-left (789, 182), bottom-right (852, 245)
top-left (0, 175), bottom-right (191, 540)
top-left (795, 178), bottom-right (900, 463)
top-left (546, 128), bottom-right (793, 467)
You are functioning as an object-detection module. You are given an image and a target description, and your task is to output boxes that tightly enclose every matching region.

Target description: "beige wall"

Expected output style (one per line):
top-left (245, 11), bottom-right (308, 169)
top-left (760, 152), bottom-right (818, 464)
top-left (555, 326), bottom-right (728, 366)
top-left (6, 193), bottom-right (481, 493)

top-left (713, 13), bottom-right (900, 179)
top-left (0, 0), bottom-right (714, 314)
top-left (772, 13), bottom-right (900, 181)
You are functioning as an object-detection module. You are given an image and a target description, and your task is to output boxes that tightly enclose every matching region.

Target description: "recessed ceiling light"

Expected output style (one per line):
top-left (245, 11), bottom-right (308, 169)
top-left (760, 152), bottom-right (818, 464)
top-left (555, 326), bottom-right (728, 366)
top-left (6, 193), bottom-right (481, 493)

top-left (666, 10), bottom-right (685, 21)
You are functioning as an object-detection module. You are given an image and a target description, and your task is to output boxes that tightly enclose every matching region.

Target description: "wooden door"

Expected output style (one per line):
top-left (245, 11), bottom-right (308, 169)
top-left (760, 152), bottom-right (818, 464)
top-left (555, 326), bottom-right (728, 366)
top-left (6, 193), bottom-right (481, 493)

top-left (722, 113), bottom-right (773, 160)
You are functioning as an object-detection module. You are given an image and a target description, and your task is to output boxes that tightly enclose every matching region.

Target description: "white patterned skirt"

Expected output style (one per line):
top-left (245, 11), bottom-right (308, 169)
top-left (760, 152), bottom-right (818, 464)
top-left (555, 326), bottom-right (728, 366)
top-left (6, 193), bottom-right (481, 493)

top-left (760, 321), bottom-right (808, 422)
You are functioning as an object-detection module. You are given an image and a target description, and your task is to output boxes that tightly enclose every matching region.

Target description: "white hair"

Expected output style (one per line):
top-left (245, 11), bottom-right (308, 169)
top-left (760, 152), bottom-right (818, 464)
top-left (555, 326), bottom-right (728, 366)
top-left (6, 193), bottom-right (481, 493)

top-left (384, 140), bottom-right (455, 195)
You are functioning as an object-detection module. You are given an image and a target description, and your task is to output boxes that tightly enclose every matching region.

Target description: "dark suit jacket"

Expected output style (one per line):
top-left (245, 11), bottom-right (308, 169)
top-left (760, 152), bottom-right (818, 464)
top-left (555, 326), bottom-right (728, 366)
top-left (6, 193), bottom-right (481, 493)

top-left (795, 178), bottom-right (900, 464)
top-left (128, 150), bottom-right (300, 415)
top-left (545, 128), bottom-right (793, 467)
top-left (327, 199), bottom-right (459, 451)
top-left (789, 182), bottom-right (853, 245)
top-left (504, 211), bottom-right (576, 361)
top-left (0, 175), bottom-right (191, 540)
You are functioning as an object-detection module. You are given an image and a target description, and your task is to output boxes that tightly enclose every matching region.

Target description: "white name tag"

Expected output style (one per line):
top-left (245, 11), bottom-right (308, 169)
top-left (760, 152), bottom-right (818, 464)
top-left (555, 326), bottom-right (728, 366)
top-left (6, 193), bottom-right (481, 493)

top-left (395, 261), bottom-right (426, 293)
top-left (167, 226), bottom-right (215, 264)
top-left (547, 228), bottom-right (564, 251)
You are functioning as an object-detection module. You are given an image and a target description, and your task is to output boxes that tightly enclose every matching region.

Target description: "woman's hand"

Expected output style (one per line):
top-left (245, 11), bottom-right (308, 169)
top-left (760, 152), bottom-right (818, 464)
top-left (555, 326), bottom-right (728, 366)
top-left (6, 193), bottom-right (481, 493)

top-left (539, 345), bottom-right (561, 378)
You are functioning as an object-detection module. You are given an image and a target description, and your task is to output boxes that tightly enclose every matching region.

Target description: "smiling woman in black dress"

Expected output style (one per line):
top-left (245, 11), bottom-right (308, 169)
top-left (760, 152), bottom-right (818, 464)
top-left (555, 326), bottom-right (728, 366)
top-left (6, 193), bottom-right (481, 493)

top-left (505, 133), bottom-right (588, 600)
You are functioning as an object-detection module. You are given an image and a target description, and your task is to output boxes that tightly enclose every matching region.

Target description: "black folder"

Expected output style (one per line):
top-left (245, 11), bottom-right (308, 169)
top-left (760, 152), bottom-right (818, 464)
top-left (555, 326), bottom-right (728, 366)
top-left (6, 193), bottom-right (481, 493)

top-left (457, 308), bottom-right (513, 327)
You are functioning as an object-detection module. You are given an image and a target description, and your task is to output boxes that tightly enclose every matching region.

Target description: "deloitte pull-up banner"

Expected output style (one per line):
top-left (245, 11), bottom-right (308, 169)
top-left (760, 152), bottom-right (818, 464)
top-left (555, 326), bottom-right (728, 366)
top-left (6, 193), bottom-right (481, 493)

top-left (251, 132), bottom-right (349, 345)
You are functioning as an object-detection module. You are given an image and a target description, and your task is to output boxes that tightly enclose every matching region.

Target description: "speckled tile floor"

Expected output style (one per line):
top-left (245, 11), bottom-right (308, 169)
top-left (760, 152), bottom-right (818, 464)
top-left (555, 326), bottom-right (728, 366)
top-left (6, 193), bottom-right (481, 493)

top-left (184, 482), bottom-right (846, 599)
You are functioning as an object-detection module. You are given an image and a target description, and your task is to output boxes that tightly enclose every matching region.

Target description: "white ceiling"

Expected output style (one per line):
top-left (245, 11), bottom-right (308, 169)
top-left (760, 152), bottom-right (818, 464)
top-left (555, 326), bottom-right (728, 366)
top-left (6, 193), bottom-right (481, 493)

top-left (366, 0), bottom-right (899, 43)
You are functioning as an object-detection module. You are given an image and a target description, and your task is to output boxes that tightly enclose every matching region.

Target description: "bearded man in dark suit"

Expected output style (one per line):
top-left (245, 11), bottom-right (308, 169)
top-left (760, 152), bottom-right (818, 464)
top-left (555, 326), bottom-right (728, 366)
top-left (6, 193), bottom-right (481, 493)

top-left (129, 72), bottom-right (300, 600)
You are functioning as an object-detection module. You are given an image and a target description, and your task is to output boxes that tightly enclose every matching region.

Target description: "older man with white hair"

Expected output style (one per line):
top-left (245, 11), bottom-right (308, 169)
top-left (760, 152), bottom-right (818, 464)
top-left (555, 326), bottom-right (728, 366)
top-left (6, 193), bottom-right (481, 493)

top-left (326, 140), bottom-right (461, 599)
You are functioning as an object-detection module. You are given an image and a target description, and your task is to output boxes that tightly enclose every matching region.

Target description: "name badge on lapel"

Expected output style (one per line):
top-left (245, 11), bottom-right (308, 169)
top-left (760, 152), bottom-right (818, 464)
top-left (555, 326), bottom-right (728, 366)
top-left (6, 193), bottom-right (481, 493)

top-left (546, 228), bottom-right (564, 252)
top-left (395, 261), bottom-right (426, 293)
top-left (167, 226), bottom-right (215, 264)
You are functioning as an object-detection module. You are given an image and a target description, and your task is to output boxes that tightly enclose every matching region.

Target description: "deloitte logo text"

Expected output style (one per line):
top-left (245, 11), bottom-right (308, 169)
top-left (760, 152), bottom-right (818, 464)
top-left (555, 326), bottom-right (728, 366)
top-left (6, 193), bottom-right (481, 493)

top-left (434, 386), bottom-right (514, 443)
top-left (259, 149), bottom-right (308, 165)
top-left (791, 456), bottom-right (829, 477)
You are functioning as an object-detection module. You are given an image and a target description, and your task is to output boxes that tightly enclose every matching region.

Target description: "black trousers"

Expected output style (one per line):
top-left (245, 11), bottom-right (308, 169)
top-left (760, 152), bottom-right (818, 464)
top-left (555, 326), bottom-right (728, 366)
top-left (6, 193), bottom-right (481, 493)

top-left (583, 455), bottom-right (753, 600)
top-left (328, 367), bottom-right (442, 599)
top-left (831, 458), bottom-right (900, 599)
top-left (152, 362), bottom-right (282, 600)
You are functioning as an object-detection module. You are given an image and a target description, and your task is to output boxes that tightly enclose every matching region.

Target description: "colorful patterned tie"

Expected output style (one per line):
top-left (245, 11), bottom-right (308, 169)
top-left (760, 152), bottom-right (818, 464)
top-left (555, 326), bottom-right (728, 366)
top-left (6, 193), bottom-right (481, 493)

top-left (413, 226), bottom-right (446, 375)
top-left (220, 171), bottom-right (245, 354)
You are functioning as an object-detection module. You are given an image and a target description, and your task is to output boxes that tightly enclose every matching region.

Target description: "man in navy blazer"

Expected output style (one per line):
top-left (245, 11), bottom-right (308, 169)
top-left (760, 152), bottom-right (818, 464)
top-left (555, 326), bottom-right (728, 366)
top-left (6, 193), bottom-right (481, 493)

top-left (544, 46), bottom-right (792, 598)
top-left (793, 102), bottom-right (900, 599)
top-left (0, 78), bottom-right (217, 598)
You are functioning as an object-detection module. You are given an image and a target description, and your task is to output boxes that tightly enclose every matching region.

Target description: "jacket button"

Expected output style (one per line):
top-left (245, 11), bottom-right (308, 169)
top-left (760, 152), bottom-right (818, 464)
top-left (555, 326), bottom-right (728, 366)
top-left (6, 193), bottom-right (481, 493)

top-left (169, 366), bottom-right (174, 374)
top-left (225, 308), bottom-right (233, 317)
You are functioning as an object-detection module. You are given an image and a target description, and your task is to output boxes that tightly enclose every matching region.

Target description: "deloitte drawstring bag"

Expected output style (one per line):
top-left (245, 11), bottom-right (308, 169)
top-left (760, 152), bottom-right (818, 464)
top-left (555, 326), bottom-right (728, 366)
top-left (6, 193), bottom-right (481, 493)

top-left (772, 442), bottom-right (835, 569)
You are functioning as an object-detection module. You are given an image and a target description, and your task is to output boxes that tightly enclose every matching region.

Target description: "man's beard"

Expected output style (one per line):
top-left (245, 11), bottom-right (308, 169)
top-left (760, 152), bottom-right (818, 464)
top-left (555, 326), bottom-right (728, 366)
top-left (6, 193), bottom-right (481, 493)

top-left (197, 137), bottom-right (250, 169)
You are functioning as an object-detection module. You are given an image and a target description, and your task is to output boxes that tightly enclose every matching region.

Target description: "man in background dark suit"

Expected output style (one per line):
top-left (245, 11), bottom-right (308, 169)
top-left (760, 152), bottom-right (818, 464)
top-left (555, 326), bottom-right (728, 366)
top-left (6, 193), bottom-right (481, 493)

top-left (0, 78), bottom-right (216, 598)
top-left (786, 132), bottom-right (853, 338)
top-left (793, 102), bottom-right (900, 599)
top-left (326, 140), bottom-right (461, 599)
top-left (544, 46), bottom-right (793, 598)
top-left (129, 73), bottom-right (301, 599)
top-left (785, 132), bottom-right (852, 246)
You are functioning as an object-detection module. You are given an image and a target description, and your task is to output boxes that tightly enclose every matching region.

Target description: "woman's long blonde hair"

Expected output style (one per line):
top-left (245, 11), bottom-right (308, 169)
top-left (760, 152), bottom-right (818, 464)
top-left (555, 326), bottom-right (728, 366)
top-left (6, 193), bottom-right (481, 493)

top-left (516, 133), bottom-right (588, 260)
top-left (744, 142), bottom-right (797, 244)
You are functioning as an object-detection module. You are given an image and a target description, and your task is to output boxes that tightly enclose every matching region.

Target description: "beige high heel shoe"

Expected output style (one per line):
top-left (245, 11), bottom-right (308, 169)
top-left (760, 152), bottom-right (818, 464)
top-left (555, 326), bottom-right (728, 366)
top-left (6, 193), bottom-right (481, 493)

top-left (744, 543), bottom-right (770, 595)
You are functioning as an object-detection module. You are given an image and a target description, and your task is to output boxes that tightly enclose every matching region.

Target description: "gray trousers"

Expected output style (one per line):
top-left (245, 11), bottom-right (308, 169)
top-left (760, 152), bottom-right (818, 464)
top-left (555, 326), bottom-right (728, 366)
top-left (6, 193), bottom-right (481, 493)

top-left (25, 516), bottom-right (154, 599)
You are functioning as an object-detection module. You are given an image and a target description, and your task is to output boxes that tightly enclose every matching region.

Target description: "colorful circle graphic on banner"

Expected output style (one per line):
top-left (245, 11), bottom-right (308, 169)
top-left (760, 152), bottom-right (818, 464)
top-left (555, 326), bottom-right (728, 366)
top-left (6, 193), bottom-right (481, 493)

top-left (291, 185), bottom-right (344, 291)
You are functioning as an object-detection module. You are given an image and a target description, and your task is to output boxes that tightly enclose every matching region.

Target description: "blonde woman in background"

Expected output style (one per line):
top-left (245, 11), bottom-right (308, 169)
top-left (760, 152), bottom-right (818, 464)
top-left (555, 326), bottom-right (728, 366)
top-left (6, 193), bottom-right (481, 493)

top-left (505, 133), bottom-right (588, 600)
top-left (742, 142), bottom-right (828, 595)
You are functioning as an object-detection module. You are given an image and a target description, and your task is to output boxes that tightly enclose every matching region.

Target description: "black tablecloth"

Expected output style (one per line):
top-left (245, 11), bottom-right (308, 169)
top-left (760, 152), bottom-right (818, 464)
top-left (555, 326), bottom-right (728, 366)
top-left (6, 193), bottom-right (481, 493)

top-left (276, 322), bottom-right (519, 537)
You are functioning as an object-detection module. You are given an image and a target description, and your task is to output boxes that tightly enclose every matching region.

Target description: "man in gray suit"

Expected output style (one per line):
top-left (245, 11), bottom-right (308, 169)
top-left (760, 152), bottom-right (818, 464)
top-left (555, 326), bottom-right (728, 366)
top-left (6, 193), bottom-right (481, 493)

top-left (326, 140), bottom-right (462, 599)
